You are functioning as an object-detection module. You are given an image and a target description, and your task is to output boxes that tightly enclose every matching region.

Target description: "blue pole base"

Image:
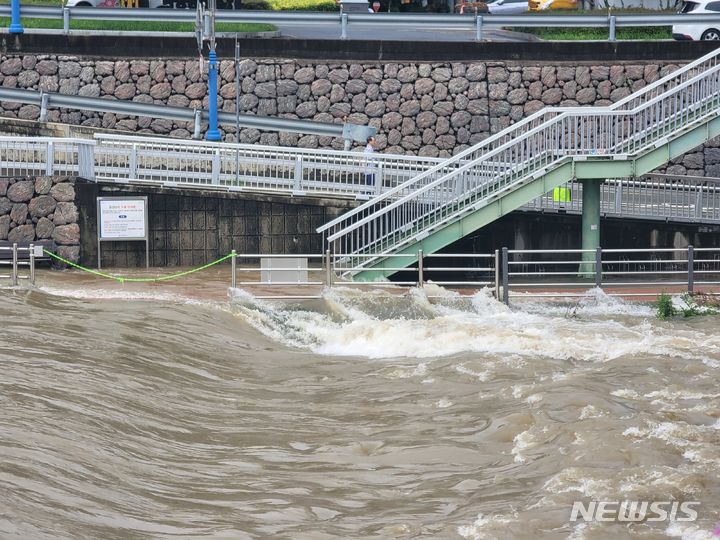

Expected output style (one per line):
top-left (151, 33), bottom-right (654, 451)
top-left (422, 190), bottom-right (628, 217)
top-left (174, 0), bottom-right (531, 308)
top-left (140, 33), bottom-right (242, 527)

top-left (205, 130), bottom-right (222, 142)
top-left (9, 23), bottom-right (24, 34)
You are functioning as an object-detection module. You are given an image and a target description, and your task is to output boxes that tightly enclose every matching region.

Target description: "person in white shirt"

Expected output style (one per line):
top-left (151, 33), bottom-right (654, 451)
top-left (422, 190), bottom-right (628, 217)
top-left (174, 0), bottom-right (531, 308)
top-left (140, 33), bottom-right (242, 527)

top-left (364, 136), bottom-right (376, 186)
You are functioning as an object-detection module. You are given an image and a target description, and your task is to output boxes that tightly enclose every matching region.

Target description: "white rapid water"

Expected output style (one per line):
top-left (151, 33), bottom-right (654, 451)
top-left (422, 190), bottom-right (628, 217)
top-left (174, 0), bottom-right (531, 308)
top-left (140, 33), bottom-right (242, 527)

top-left (229, 285), bottom-right (714, 363)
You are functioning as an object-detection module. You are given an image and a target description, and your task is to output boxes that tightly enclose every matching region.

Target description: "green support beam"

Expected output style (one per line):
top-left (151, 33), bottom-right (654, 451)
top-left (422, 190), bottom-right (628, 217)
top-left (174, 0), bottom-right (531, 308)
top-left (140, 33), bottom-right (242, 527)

top-left (352, 112), bottom-right (720, 281)
top-left (580, 178), bottom-right (602, 277)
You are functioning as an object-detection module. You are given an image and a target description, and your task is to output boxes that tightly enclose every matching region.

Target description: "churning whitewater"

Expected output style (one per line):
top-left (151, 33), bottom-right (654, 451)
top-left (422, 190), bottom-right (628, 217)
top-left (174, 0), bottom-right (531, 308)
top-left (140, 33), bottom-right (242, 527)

top-left (2, 282), bottom-right (719, 539)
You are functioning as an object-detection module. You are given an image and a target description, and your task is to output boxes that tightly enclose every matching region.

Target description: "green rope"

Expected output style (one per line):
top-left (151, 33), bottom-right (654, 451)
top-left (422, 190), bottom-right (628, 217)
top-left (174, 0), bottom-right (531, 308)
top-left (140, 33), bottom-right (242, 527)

top-left (43, 249), bottom-right (234, 284)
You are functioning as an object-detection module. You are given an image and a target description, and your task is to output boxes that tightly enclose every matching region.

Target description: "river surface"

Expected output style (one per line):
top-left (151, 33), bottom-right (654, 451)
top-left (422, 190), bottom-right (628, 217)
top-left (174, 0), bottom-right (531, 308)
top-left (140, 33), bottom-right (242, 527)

top-left (2, 277), bottom-right (720, 539)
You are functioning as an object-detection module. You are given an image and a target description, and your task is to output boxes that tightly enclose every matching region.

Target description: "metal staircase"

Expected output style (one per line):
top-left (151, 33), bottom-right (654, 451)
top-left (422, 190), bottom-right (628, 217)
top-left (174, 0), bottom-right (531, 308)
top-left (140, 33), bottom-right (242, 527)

top-left (317, 48), bottom-right (720, 281)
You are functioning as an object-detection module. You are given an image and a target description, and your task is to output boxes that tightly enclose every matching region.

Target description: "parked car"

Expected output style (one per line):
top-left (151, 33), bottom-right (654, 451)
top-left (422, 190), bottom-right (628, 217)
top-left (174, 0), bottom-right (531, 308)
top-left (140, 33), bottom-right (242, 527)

top-left (455, 0), bottom-right (527, 14)
top-left (673, 0), bottom-right (720, 40)
top-left (64, 0), bottom-right (164, 7)
top-left (488, 0), bottom-right (528, 14)
top-left (528, 0), bottom-right (577, 11)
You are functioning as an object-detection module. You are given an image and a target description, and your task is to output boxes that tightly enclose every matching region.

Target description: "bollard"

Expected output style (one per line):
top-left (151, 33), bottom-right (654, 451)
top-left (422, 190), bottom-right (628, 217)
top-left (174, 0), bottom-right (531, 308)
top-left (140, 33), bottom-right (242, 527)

top-left (494, 249), bottom-right (500, 299)
top-left (475, 15), bottom-right (483, 42)
top-left (11, 243), bottom-right (18, 287)
top-left (231, 249), bottom-right (236, 289)
top-left (687, 245), bottom-right (694, 295)
top-left (608, 15), bottom-right (616, 42)
top-left (595, 246), bottom-right (602, 288)
top-left (417, 249), bottom-right (424, 288)
top-left (502, 247), bottom-right (509, 305)
top-left (325, 248), bottom-right (333, 287)
top-left (341, 13), bottom-right (348, 40)
top-left (29, 244), bottom-right (35, 286)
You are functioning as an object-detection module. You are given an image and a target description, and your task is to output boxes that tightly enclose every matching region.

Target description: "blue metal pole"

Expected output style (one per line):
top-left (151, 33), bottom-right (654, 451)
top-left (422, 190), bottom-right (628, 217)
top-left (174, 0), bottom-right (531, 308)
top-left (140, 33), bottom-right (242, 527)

top-left (9, 0), bottom-right (24, 34)
top-left (206, 49), bottom-right (221, 141)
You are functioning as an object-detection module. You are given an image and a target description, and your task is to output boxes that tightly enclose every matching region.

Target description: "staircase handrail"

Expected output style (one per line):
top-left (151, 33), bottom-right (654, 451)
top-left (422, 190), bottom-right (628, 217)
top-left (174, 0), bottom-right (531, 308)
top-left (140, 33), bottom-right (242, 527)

top-left (325, 58), bottom-right (720, 249)
top-left (317, 47), bottom-right (720, 236)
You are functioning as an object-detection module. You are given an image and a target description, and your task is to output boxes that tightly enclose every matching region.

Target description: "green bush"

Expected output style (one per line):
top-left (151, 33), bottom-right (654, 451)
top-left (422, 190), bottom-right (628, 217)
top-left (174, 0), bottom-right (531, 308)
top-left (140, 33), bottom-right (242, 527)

top-left (243, 0), bottom-right (338, 10)
top-left (511, 26), bottom-right (671, 40)
top-left (655, 293), bottom-right (676, 320)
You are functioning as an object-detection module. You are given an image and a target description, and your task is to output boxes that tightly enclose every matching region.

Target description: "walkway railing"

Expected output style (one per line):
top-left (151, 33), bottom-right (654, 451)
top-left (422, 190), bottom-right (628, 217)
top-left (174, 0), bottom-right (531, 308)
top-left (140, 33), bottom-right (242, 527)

top-left (0, 133), bottom-right (719, 224)
top-left (226, 246), bottom-right (720, 302)
top-left (522, 175), bottom-right (720, 224)
top-left (92, 134), bottom-right (446, 198)
top-left (4, 5), bottom-right (720, 42)
top-left (318, 47), bottom-right (720, 273)
top-left (0, 243), bottom-right (37, 287)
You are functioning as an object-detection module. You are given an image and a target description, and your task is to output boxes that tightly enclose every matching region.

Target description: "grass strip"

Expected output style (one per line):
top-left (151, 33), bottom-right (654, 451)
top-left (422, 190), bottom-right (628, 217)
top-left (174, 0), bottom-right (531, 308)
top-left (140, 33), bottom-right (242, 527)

top-left (0, 16), bottom-right (275, 32)
top-left (511, 26), bottom-right (672, 40)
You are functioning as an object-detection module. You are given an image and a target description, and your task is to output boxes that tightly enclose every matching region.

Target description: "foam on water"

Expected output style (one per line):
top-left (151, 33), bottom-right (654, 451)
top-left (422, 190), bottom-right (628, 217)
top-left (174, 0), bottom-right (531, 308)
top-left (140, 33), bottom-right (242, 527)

top-left (40, 285), bottom-right (207, 305)
top-left (229, 286), bottom-right (717, 361)
top-left (457, 512), bottom-right (518, 540)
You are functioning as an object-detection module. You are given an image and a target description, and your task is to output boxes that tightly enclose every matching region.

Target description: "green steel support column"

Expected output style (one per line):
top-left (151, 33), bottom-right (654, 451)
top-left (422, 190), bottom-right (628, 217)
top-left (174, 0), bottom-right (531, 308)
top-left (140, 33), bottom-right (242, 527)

top-left (580, 178), bottom-right (602, 277)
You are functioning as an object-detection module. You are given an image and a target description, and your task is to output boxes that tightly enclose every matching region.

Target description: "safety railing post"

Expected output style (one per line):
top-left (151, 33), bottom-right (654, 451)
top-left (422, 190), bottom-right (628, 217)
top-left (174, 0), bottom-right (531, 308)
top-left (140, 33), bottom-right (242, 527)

top-left (77, 141), bottom-right (95, 179)
top-left (325, 248), bottom-right (333, 287)
top-left (595, 246), bottom-right (602, 288)
top-left (129, 143), bottom-right (138, 179)
top-left (63, 7), bottom-right (70, 34)
top-left (687, 244), bottom-right (694, 295)
top-left (341, 13), bottom-right (348, 40)
top-left (375, 163), bottom-right (383, 196)
top-left (211, 149), bottom-right (221, 185)
top-left (45, 140), bottom-right (54, 176)
top-left (29, 243), bottom-right (35, 286)
top-left (294, 156), bottom-right (303, 192)
top-left (231, 249), bottom-right (236, 288)
top-left (501, 247), bottom-right (509, 305)
top-left (417, 249), bottom-right (424, 288)
top-left (11, 243), bottom-right (18, 287)
top-left (494, 249), bottom-right (500, 299)
top-left (608, 15), bottom-right (616, 42)
top-left (475, 15), bottom-right (483, 42)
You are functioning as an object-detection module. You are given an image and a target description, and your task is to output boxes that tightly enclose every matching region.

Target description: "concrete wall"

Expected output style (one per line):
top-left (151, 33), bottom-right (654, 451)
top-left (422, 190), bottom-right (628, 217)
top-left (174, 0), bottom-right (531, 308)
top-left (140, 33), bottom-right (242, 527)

top-left (1, 54), bottom-right (719, 174)
top-left (0, 56), bottom-right (686, 146)
top-left (74, 181), bottom-right (353, 268)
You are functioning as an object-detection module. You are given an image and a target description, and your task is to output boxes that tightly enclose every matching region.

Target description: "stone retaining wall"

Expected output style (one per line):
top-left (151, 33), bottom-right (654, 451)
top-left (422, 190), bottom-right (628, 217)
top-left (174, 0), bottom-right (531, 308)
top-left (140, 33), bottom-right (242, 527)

top-left (0, 176), bottom-right (80, 262)
top-left (0, 54), bottom-right (717, 175)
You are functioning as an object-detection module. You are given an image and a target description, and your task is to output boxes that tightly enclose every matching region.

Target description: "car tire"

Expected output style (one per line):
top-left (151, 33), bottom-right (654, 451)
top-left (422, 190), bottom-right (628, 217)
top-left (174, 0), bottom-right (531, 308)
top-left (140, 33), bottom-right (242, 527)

top-left (701, 29), bottom-right (720, 40)
top-left (75, 1), bottom-right (92, 4)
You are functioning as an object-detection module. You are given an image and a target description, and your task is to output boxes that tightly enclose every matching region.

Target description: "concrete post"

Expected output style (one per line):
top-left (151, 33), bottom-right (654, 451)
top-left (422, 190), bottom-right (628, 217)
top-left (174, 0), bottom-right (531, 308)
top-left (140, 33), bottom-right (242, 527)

top-left (580, 178), bottom-right (602, 277)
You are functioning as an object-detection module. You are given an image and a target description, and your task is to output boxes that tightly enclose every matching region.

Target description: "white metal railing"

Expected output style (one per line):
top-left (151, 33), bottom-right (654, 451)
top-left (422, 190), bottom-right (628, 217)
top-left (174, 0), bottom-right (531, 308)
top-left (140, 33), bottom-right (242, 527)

top-left (91, 134), bottom-right (448, 199)
top-left (1, 133), bottom-right (720, 225)
top-left (500, 246), bottom-right (720, 303)
top-left (319, 47), bottom-right (720, 273)
top-left (225, 246), bottom-right (720, 301)
top-left (523, 175), bottom-right (720, 223)
top-left (0, 136), bottom-right (95, 179)
top-left (0, 243), bottom-right (37, 287)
